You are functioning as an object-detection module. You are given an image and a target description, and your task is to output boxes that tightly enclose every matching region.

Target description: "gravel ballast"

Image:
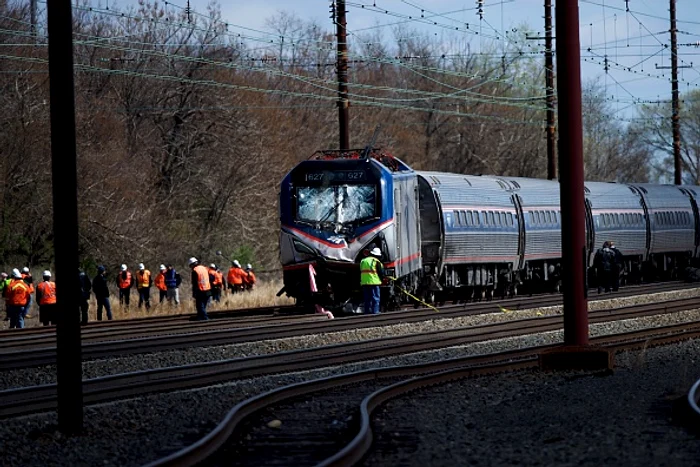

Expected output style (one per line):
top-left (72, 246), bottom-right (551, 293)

top-left (365, 341), bottom-right (700, 467)
top-left (2, 287), bottom-right (700, 391)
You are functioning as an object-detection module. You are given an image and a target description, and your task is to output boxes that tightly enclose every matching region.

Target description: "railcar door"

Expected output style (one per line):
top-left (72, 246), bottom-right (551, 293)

top-left (584, 198), bottom-right (595, 266)
top-left (512, 194), bottom-right (526, 270)
top-left (680, 187), bottom-right (700, 259)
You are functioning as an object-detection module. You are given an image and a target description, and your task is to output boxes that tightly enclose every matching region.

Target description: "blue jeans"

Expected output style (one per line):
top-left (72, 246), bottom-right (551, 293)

top-left (195, 296), bottom-right (209, 320)
top-left (138, 288), bottom-right (151, 309)
top-left (96, 296), bottom-right (112, 320)
top-left (362, 285), bottom-right (381, 314)
top-left (8, 305), bottom-right (24, 329)
top-left (22, 293), bottom-right (32, 317)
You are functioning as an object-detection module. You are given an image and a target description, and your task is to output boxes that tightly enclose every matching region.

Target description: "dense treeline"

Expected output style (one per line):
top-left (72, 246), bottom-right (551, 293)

top-left (0, 0), bottom-right (694, 273)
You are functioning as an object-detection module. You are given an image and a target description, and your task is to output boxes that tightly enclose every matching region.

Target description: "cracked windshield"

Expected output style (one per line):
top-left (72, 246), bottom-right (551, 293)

top-left (297, 185), bottom-right (376, 225)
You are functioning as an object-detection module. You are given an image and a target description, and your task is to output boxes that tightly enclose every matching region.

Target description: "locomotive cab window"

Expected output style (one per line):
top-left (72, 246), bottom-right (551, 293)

top-left (296, 184), bottom-right (377, 227)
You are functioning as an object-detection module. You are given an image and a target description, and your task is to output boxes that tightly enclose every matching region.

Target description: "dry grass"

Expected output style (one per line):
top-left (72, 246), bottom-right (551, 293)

top-left (3, 281), bottom-right (295, 328)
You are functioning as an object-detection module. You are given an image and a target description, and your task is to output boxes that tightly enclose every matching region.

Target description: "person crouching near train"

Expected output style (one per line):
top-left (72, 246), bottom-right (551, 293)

top-left (6, 269), bottom-right (30, 328)
top-left (36, 270), bottom-right (57, 326)
top-left (360, 247), bottom-right (384, 315)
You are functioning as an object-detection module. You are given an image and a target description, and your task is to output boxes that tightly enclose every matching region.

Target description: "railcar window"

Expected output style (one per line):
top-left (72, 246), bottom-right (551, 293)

top-left (508, 213), bottom-right (514, 226)
top-left (529, 211), bottom-right (535, 224)
top-left (488, 211), bottom-right (495, 226)
top-left (545, 211), bottom-right (552, 224)
top-left (475, 211), bottom-right (481, 226)
top-left (465, 211), bottom-right (472, 226)
top-left (614, 214), bottom-right (619, 226)
top-left (482, 211), bottom-right (489, 225)
top-left (500, 212), bottom-right (506, 226)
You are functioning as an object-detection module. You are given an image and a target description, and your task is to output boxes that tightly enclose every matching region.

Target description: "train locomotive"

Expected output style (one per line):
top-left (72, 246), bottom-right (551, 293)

top-left (279, 148), bottom-right (700, 311)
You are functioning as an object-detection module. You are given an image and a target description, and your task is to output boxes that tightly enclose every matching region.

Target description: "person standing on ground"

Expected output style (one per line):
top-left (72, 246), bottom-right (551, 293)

top-left (36, 270), bottom-right (57, 326)
top-left (360, 247), bottom-right (384, 315)
top-left (135, 263), bottom-right (152, 310)
top-left (209, 263), bottom-right (223, 303)
top-left (117, 264), bottom-right (133, 309)
top-left (1, 272), bottom-right (9, 321)
top-left (244, 264), bottom-right (256, 291)
top-left (227, 260), bottom-right (245, 294)
top-left (189, 257), bottom-right (211, 321)
top-left (164, 264), bottom-right (181, 305)
top-left (6, 269), bottom-right (30, 329)
top-left (21, 267), bottom-right (34, 319)
top-left (593, 241), bottom-right (614, 294)
top-left (609, 241), bottom-right (624, 291)
top-left (155, 265), bottom-right (167, 304)
top-left (93, 265), bottom-right (112, 321)
top-left (79, 269), bottom-right (92, 324)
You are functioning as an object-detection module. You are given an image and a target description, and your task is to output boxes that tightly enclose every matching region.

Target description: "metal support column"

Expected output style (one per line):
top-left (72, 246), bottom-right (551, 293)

top-left (556, 0), bottom-right (588, 345)
top-left (47, 0), bottom-right (83, 433)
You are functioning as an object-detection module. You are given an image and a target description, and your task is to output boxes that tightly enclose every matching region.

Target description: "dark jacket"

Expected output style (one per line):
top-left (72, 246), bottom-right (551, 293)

top-left (165, 268), bottom-right (181, 289)
top-left (78, 272), bottom-right (92, 300)
top-left (93, 273), bottom-right (110, 298)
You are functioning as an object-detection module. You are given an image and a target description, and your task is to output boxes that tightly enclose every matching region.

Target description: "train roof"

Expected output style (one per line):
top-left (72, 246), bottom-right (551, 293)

top-left (309, 148), bottom-right (412, 172)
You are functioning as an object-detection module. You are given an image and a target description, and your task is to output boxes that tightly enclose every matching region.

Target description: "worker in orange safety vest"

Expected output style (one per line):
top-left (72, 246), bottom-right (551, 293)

top-left (227, 260), bottom-right (246, 294)
top-left (117, 264), bottom-right (133, 309)
top-left (6, 269), bottom-right (30, 328)
top-left (155, 264), bottom-right (167, 303)
top-left (244, 264), bottom-right (256, 291)
top-left (36, 270), bottom-right (57, 326)
top-left (135, 263), bottom-right (152, 310)
top-left (189, 257), bottom-right (211, 321)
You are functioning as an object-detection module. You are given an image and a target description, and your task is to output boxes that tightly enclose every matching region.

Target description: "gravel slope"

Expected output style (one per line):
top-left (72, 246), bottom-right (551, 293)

top-left (365, 341), bottom-right (700, 467)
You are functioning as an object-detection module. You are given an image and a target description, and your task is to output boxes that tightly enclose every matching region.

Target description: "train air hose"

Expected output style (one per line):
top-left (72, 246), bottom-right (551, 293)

top-left (385, 276), bottom-right (440, 313)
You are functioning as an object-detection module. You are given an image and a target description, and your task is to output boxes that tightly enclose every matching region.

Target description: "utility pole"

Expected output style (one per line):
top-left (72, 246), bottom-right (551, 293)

top-left (556, 0), bottom-right (588, 346)
top-left (526, 0), bottom-right (556, 180)
top-left (670, 0), bottom-right (682, 185)
top-left (333, 0), bottom-right (350, 150)
top-left (545, 0), bottom-right (556, 180)
top-left (47, 0), bottom-right (83, 433)
top-left (30, 0), bottom-right (37, 37)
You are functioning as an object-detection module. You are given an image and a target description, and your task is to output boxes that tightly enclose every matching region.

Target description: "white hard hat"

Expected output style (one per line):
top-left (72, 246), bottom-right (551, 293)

top-left (43, 270), bottom-right (51, 278)
top-left (370, 247), bottom-right (381, 256)
top-left (233, 260), bottom-right (241, 268)
top-left (11, 268), bottom-right (21, 278)
top-left (22, 267), bottom-right (29, 273)
top-left (246, 264), bottom-right (252, 270)
top-left (121, 264), bottom-right (127, 271)
top-left (188, 257), bottom-right (198, 266)
top-left (0, 272), bottom-right (6, 279)
top-left (210, 263), bottom-right (216, 269)
top-left (138, 263), bottom-right (145, 270)
top-left (160, 264), bottom-right (166, 271)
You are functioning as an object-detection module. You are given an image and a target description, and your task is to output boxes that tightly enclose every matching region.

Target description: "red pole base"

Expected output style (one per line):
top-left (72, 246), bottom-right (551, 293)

top-left (539, 345), bottom-right (614, 372)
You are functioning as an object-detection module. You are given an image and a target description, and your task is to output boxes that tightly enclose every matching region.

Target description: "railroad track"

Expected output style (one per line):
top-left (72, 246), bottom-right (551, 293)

top-left (147, 325), bottom-right (700, 467)
top-left (0, 282), bottom-right (695, 370)
top-left (2, 296), bottom-right (700, 419)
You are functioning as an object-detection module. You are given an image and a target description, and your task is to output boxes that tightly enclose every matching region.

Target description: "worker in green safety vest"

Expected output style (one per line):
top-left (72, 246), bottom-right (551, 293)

top-left (360, 247), bottom-right (384, 315)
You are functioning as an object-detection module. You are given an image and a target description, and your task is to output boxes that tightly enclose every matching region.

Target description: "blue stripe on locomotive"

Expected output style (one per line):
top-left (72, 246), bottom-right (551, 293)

top-left (279, 158), bottom-right (396, 244)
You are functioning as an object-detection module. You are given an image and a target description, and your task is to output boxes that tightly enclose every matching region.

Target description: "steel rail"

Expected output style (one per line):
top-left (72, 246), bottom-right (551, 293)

top-left (0, 281), bottom-right (691, 342)
top-left (2, 299), bottom-right (700, 418)
top-left (147, 325), bottom-right (700, 467)
top-left (2, 284), bottom-right (697, 370)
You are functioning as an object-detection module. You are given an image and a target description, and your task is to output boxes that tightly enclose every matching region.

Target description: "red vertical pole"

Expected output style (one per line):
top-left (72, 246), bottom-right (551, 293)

top-left (556, 0), bottom-right (588, 345)
top-left (670, 0), bottom-right (682, 185)
top-left (47, 0), bottom-right (83, 432)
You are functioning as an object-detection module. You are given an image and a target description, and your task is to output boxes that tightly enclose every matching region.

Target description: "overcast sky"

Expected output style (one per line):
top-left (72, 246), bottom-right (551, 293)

top-left (112, 0), bottom-right (700, 117)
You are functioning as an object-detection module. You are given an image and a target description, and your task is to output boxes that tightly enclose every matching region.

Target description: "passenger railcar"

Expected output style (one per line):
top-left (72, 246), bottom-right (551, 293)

top-left (279, 148), bottom-right (700, 311)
